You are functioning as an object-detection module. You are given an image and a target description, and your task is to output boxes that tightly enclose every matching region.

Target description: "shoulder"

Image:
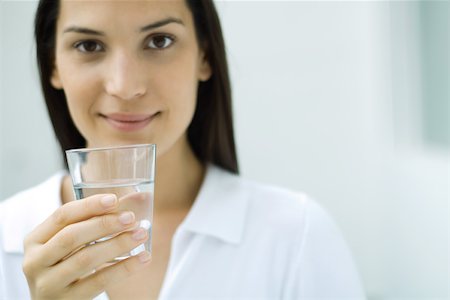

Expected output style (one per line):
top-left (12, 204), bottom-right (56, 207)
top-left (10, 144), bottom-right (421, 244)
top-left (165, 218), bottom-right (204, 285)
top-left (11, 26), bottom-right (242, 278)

top-left (0, 171), bottom-right (66, 215)
top-left (0, 171), bottom-right (66, 253)
top-left (239, 174), bottom-right (326, 231)
top-left (214, 166), bottom-right (355, 259)
top-left (211, 165), bottom-right (332, 238)
top-left (229, 174), bottom-right (365, 296)
top-left (243, 178), bottom-right (310, 212)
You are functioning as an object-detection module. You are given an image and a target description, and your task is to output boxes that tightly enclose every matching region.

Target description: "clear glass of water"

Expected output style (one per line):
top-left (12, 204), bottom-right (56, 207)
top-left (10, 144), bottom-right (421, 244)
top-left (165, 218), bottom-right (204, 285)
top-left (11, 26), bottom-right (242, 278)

top-left (65, 144), bottom-right (156, 261)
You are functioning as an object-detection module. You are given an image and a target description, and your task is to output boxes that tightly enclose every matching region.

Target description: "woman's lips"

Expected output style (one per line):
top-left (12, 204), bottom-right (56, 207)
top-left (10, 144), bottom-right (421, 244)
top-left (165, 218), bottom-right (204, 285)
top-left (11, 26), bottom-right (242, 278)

top-left (101, 113), bottom-right (158, 132)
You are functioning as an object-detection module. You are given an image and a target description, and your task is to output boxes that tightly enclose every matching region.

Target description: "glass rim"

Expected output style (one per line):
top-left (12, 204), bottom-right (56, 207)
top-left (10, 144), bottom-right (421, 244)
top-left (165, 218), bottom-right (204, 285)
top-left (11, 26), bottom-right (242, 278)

top-left (65, 143), bottom-right (156, 154)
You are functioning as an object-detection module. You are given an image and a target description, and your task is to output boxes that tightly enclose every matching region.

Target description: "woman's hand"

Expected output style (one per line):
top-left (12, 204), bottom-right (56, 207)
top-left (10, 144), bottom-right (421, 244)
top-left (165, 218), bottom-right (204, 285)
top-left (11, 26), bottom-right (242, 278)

top-left (22, 194), bottom-right (151, 300)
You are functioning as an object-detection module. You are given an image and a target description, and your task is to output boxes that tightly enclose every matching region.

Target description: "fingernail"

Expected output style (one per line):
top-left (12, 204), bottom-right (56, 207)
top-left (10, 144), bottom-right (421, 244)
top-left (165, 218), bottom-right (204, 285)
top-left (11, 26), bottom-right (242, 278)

top-left (101, 195), bottom-right (116, 208)
top-left (119, 212), bottom-right (135, 225)
top-left (138, 251), bottom-right (151, 263)
top-left (132, 228), bottom-right (146, 240)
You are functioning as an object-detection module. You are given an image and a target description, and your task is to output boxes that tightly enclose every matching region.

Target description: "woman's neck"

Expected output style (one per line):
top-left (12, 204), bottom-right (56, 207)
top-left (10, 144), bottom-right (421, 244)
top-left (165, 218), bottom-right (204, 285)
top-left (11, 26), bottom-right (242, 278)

top-left (153, 138), bottom-right (205, 211)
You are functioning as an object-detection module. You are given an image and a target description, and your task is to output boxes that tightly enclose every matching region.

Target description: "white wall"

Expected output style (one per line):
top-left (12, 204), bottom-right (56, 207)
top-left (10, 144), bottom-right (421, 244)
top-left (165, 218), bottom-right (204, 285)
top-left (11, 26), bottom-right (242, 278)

top-left (217, 2), bottom-right (449, 298)
top-left (0, 1), bottom-right (448, 299)
top-left (0, 1), bottom-right (61, 197)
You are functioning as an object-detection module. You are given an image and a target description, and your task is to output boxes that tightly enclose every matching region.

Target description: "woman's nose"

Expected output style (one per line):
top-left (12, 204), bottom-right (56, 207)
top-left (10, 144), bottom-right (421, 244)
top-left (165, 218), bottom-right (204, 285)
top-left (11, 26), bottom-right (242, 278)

top-left (104, 52), bottom-right (147, 100)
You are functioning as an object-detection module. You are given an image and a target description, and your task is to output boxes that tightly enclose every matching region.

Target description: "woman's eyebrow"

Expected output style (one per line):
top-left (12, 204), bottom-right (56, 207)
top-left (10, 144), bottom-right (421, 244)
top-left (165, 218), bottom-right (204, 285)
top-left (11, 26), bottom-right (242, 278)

top-left (63, 27), bottom-right (104, 36)
top-left (140, 17), bottom-right (184, 32)
top-left (62, 17), bottom-right (184, 36)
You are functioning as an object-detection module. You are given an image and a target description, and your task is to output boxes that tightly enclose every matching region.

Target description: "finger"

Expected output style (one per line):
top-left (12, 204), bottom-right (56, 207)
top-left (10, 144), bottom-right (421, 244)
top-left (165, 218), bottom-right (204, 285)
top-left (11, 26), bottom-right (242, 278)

top-left (49, 228), bottom-right (149, 288)
top-left (25, 194), bottom-right (118, 246)
top-left (118, 191), bottom-right (151, 212)
top-left (40, 211), bottom-right (138, 267)
top-left (69, 250), bottom-right (152, 298)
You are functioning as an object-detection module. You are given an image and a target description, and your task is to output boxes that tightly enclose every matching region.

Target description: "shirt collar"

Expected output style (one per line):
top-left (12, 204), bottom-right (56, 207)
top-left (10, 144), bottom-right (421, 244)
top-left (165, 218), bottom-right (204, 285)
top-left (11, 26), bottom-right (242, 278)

top-left (2, 171), bottom-right (66, 254)
top-left (178, 164), bottom-right (249, 245)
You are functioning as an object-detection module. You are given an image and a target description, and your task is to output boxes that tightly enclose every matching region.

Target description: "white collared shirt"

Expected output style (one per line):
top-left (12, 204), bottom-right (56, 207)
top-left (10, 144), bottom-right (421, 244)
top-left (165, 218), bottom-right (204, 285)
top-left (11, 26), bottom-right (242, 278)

top-left (0, 165), bottom-right (366, 299)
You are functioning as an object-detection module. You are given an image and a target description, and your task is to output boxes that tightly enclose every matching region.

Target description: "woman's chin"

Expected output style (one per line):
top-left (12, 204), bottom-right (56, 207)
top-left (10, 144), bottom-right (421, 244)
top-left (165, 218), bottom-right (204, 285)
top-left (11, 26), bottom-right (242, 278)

top-left (86, 139), bottom-right (156, 149)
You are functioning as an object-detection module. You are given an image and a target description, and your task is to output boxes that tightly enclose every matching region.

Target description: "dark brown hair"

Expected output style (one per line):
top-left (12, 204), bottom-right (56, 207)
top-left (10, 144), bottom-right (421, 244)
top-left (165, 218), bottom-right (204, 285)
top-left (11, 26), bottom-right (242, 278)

top-left (34, 0), bottom-right (239, 174)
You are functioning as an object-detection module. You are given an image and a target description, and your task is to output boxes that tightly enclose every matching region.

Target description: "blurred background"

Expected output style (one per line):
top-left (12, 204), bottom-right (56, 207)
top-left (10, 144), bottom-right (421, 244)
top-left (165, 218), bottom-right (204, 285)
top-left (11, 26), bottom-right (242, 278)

top-left (0, 1), bottom-right (448, 299)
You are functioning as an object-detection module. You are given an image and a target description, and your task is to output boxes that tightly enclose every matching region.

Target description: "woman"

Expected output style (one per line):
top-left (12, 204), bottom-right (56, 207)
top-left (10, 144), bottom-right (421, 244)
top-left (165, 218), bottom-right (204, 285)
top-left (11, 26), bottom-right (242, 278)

top-left (0, 0), bottom-right (366, 299)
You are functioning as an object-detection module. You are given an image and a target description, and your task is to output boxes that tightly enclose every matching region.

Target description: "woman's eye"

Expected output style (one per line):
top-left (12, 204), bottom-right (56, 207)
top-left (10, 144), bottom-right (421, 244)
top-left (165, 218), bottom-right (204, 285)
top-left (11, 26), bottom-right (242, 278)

top-left (147, 35), bottom-right (174, 49)
top-left (73, 41), bottom-right (103, 53)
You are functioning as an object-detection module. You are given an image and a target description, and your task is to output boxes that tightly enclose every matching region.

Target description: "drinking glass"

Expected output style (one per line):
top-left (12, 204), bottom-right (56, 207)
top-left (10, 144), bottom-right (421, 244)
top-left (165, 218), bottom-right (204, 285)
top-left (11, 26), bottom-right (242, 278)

top-left (65, 144), bottom-right (156, 260)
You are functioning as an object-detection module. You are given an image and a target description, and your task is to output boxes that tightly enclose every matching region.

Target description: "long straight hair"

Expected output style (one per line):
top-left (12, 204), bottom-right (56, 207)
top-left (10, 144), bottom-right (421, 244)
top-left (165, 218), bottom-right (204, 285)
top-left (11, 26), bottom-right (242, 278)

top-left (34, 0), bottom-right (239, 174)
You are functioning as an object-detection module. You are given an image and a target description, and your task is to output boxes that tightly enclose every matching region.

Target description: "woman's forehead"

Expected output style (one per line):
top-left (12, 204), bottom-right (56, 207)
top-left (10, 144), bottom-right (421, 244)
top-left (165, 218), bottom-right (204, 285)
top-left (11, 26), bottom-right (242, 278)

top-left (57, 0), bottom-right (192, 31)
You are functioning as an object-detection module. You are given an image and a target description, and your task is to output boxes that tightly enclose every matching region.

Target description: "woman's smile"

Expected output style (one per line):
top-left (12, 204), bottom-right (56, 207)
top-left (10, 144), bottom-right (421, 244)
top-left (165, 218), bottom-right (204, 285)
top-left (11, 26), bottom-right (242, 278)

top-left (100, 112), bottom-right (160, 132)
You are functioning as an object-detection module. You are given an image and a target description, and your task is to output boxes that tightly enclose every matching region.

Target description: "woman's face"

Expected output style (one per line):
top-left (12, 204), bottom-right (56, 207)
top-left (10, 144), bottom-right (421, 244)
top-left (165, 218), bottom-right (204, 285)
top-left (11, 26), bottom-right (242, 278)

top-left (51, 0), bottom-right (211, 156)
